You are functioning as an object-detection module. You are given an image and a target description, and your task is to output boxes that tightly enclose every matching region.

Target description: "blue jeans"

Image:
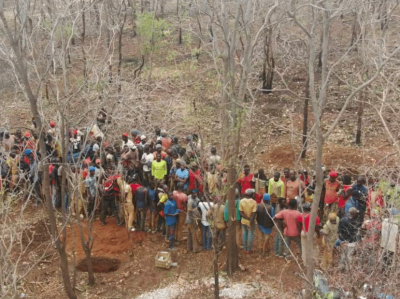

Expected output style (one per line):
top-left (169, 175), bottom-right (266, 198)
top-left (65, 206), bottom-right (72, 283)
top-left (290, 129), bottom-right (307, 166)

top-left (274, 227), bottom-right (284, 256)
top-left (202, 224), bottom-right (212, 250)
top-left (242, 223), bottom-right (255, 251)
top-left (168, 223), bottom-right (176, 248)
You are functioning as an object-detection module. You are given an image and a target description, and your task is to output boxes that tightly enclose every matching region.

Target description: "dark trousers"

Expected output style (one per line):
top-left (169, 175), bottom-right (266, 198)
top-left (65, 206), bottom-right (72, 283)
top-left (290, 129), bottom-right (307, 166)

top-left (87, 195), bottom-right (95, 218)
top-left (101, 198), bottom-right (120, 225)
top-left (168, 223), bottom-right (176, 248)
top-left (137, 208), bottom-right (147, 231)
top-left (157, 216), bottom-right (166, 235)
top-left (202, 224), bottom-right (212, 250)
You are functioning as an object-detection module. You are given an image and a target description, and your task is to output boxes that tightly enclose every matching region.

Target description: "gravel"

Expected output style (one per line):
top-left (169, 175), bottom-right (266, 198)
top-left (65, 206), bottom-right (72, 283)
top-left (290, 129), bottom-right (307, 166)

top-left (134, 285), bottom-right (183, 299)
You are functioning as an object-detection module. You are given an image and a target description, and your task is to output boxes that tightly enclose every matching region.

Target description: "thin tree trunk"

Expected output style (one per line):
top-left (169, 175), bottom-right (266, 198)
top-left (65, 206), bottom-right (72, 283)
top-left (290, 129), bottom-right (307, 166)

top-left (0, 11), bottom-right (77, 299)
top-left (226, 168), bottom-right (238, 275)
top-left (118, 14), bottom-right (127, 93)
top-left (301, 75), bottom-right (310, 159)
top-left (355, 90), bottom-right (364, 145)
top-left (213, 229), bottom-right (219, 299)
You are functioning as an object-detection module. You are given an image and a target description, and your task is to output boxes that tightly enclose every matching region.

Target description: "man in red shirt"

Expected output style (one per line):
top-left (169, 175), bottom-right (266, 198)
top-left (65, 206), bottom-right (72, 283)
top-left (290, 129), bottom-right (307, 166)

top-left (274, 199), bottom-right (302, 259)
top-left (323, 170), bottom-right (342, 222)
top-left (236, 165), bottom-right (254, 197)
top-left (173, 183), bottom-right (188, 242)
top-left (189, 162), bottom-right (203, 194)
top-left (297, 203), bottom-right (320, 263)
top-left (338, 175), bottom-right (352, 218)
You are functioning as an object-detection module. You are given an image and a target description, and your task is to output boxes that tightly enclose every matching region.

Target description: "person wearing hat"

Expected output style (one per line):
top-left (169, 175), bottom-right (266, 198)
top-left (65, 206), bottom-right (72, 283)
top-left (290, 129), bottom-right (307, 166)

top-left (173, 182), bottom-right (188, 242)
top-left (256, 194), bottom-right (275, 254)
top-left (23, 131), bottom-right (36, 152)
top-left (239, 188), bottom-right (257, 253)
top-left (69, 129), bottom-right (81, 154)
top-left (320, 212), bottom-right (339, 270)
top-left (186, 189), bottom-right (201, 253)
top-left (131, 130), bottom-right (141, 145)
top-left (338, 207), bottom-right (359, 271)
top-left (322, 170), bottom-right (342, 222)
top-left (122, 132), bottom-right (135, 148)
top-left (297, 203), bottom-right (320, 264)
top-left (85, 166), bottom-right (98, 217)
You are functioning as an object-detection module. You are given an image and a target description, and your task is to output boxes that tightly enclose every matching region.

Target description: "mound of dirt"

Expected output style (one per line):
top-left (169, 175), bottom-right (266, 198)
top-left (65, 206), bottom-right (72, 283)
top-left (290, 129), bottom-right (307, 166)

top-left (77, 256), bottom-right (121, 273)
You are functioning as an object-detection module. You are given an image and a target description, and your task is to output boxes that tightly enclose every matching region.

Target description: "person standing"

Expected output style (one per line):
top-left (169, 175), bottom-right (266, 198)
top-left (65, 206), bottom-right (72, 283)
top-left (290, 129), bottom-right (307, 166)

top-left (207, 196), bottom-right (227, 251)
top-left (274, 197), bottom-right (286, 257)
top-left (198, 198), bottom-right (214, 250)
top-left (285, 170), bottom-right (306, 203)
top-left (147, 181), bottom-right (157, 232)
top-left (101, 169), bottom-right (121, 226)
top-left (338, 175), bottom-right (353, 218)
top-left (151, 152), bottom-right (167, 185)
top-left (224, 189), bottom-right (242, 247)
top-left (268, 172), bottom-right (285, 208)
top-left (253, 169), bottom-right (268, 204)
top-left (297, 203), bottom-right (320, 263)
top-left (122, 133), bottom-right (135, 148)
top-left (186, 189), bottom-right (201, 253)
top-left (236, 165), bottom-right (254, 196)
top-left (124, 178), bottom-right (135, 231)
top-left (322, 171), bottom-right (341, 222)
top-left (256, 194), bottom-right (275, 254)
top-left (352, 177), bottom-right (368, 225)
top-left (164, 192), bottom-right (181, 250)
top-left (173, 183), bottom-right (188, 242)
top-left (239, 189), bottom-right (257, 253)
top-left (84, 166), bottom-right (97, 218)
top-left (338, 207), bottom-right (359, 271)
top-left (274, 199), bottom-right (302, 259)
top-left (175, 162), bottom-right (189, 193)
top-left (208, 146), bottom-right (221, 166)
top-left (320, 212), bottom-right (339, 271)
top-left (141, 145), bottom-right (154, 186)
top-left (136, 184), bottom-right (149, 231)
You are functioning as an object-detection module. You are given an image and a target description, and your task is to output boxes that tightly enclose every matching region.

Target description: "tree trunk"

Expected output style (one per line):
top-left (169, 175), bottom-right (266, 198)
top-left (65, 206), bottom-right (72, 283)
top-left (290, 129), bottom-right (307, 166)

top-left (301, 75), bottom-right (310, 159)
top-left (213, 227), bottom-right (219, 299)
top-left (262, 26), bottom-right (274, 93)
top-left (0, 11), bottom-right (77, 299)
top-left (226, 168), bottom-right (238, 275)
top-left (355, 90), bottom-right (364, 145)
top-left (118, 14), bottom-right (127, 93)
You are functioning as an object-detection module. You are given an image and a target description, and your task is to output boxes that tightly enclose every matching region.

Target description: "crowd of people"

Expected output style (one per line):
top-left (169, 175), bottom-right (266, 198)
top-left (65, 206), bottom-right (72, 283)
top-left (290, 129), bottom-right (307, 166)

top-left (0, 117), bottom-right (399, 273)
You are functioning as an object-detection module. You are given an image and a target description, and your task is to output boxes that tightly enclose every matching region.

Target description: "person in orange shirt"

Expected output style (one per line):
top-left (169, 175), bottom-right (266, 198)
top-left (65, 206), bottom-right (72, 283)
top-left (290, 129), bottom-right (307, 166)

top-left (285, 170), bottom-right (306, 203)
top-left (322, 171), bottom-right (342, 222)
top-left (173, 183), bottom-right (188, 242)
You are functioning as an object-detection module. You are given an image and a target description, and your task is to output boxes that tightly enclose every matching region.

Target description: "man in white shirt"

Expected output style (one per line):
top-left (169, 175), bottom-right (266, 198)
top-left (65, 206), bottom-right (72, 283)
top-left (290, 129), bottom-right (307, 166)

top-left (141, 145), bottom-right (154, 186)
top-left (381, 208), bottom-right (399, 269)
top-left (122, 132), bottom-right (134, 148)
top-left (209, 147), bottom-right (221, 166)
top-left (198, 199), bottom-right (214, 250)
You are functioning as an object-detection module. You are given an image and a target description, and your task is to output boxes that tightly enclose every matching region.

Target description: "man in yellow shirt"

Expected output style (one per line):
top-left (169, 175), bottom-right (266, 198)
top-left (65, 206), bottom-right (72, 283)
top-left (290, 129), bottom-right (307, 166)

top-left (268, 172), bottom-right (285, 208)
top-left (151, 153), bottom-right (167, 185)
top-left (239, 189), bottom-right (257, 253)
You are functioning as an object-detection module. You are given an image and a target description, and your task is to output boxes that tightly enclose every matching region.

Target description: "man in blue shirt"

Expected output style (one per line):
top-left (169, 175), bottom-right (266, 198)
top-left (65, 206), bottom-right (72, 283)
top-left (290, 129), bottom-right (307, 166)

top-left (344, 189), bottom-right (360, 216)
top-left (352, 177), bottom-right (368, 225)
top-left (148, 181), bottom-right (157, 232)
top-left (164, 192), bottom-right (181, 250)
top-left (175, 162), bottom-right (189, 192)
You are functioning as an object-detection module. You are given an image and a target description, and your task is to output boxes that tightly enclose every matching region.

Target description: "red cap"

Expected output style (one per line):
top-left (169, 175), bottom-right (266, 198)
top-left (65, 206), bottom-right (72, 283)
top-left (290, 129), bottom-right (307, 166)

top-left (122, 133), bottom-right (129, 137)
top-left (83, 157), bottom-right (91, 165)
top-left (73, 129), bottom-right (78, 134)
top-left (50, 121), bottom-right (56, 127)
top-left (24, 131), bottom-right (31, 137)
top-left (329, 170), bottom-right (338, 178)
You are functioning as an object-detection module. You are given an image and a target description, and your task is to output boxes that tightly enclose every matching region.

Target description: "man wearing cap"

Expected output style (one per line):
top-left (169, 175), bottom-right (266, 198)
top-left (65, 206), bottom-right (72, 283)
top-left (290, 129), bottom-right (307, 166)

top-left (338, 207), bottom-right (359, 270)
top-left (85, 166), bottom-right (97, 217)
top-left (131, 130), bottom-right (141, 145)
top-left (69, 129), bottom-right (81, 154)
top-left (173, 182), bottom-right (188, 242)
top-left (164, 191), bottom-right (181, 250)
top-left (268, 172), bottom-right (285, 208)
top-left (320, 212), bottom-right (339, 270)
top-left (297, 203), bottom-right (320, 263)
top-left (152, 152), bottom-right (167, 185)
top-left (236, 165), bottom-right (254, 197)
top-left (256, 194), bottom-right (275, 254)
top-left (141, 145), bottom-right (154, 186)
top-left (175, 162), bottom-right (189, 193)
top-left (322, 170), bottom-right (342, 222)
top-left (122, 133), bottom-right (135, 148)
top-left (23, 131), bottom-right (36, 152)
top-left (186, 189), bottom-right (201, 253)
top-left (239, 188), bottom-right (257, 253)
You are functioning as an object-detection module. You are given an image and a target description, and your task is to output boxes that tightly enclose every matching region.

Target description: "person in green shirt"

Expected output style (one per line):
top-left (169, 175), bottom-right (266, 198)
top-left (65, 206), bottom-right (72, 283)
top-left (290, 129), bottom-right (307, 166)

top-left (268, 172), bottom-right (285, 208)
top-left (152, 153), bottom-right (167, 184)
top-left (224, 189), bottom-right (242, 247)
